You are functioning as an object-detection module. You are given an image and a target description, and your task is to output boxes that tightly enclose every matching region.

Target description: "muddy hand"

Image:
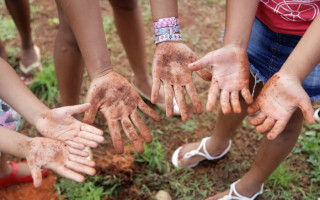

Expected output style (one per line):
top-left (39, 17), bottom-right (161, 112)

top-left (83, 71), bottom-right (161, 154)
top-left (24, 137), bottom-right (96, 187)
top-left (151, 42), bottom-right (202, 121)
top-left (248, 73), bottom-right (314, 140)
top-left (35, 103), bottom-right (104, 150)
top-left (189, 45), bottom-right (253, 114)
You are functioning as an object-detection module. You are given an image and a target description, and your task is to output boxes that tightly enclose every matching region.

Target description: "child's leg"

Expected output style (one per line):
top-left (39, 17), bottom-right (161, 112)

top-left (176, 75), bottom-right (262, 167)
top-left (109, 0), bottom-right (164, 102)
top-left (54, 0), bottom-right (84, 106)
top-left (5, 0), bottom-right (38, 68)
top-left (210, 109), bottom-right (303, 199)
top-left (0, 41), bottom-right (7, 60)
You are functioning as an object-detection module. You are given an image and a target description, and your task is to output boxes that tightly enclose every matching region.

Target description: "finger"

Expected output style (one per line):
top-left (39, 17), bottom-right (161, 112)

top-left (68, 147), bottom-right (89, 157)
top-left (247, 101), bottom-right (260, 114)
top-left (121, 117), bottom-right (144, 154)
top-left (206, 79), bottom-right (219, 112)
top-left (185, 83), bottom-right (202, 114)
top-left (256, 117), bottom-right (276, 133)
top-left (196, 69), bottom-right (212, 81)
top-left (299, 98), bottom-right (315, 124)
top-left (130, 111), bottom-right (152, 143)
top-left (241, 88), bottom-right (253, 104)
top-left (80, 124), bottom-right (103, 135)
top-left (65, 103), bottom-right (91, 115)
top-left (220, 90), bottom-right (232, 114)
top-left (174, 85), bottom-right (189, 121)
top-left (65, 160), bottom-right (96, 176)
top-left (105, 115), bottom-right (124, 154)
top-left (267, 120), bottom-right (288, 140)
top-left (138, 100), bottom-right (161, 121)
top-left (83, 103), bottom-right (99, 125)
top-left (231, 91), bottom-right (241, 114)
top-left (250, 112), bottom-right (267, 126)
top-left (188, 52), bottom-right (213, 71)
top-left (55, 166), bottom-right (85, 182)
top-left (68, 154), bottom-right (95, 167)
top-left (164, 82), bottom-right (174, 117)
top-left (65, 141), bottom-right (85, 150)
top-left (78, 131), bottom-right (105, 143)
top-left (30, 166), bottom-right (42, 188)
top-left (151, 78), bottom-right (161, 104)
top-left (72, 137), bottom-right (98, 148)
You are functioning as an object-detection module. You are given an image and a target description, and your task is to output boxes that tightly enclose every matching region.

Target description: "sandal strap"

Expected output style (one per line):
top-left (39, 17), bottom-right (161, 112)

top-left (219, 180), bottom-right (264, 200)
top-left (184, 137), bottom-right (232, 160)
top-left (7, 161), bottom-right (18, 178)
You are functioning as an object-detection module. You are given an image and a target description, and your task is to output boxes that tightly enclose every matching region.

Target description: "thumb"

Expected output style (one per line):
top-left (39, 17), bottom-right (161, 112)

top-left (188, 52), bottom-right (214, 71)
top-left (30, 166), bottom-right (42, 188)
top-left (66, 103), bottom-right (91, 115)
top-left (83, 103), bottom-right (99, 125)
top-left (299, 97), bottom-right (315, 124)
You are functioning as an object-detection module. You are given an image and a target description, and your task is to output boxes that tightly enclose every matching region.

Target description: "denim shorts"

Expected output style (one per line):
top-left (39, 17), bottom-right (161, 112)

top-left (248, 18), bottom-right (320, 101)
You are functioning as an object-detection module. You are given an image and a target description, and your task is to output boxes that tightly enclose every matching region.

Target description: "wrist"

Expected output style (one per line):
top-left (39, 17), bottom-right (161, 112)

top-left (20, 136), bottom-right (33, 158)
top-left (154, 17), bottom-right (181, 44)
top-left (87, 63), bottom-right (113, 81)
top-left (90, 68), bottom-right (113, 81)
top-left (276, 71), bottom-right (302, 84)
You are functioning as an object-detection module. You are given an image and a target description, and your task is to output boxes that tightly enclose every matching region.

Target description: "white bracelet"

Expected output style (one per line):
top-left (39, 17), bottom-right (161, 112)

top-left (155, 33), bottom-right (182, 44)
top-left (155, 26), bottom-right (180, 36)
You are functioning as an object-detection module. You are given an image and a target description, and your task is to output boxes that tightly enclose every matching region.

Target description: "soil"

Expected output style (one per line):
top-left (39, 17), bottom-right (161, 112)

top-left (0, 0), bottom-right (314, 200)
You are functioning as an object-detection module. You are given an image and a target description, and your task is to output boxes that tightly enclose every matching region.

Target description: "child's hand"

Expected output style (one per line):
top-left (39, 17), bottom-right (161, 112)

top-left (248, 73), bottom-right (314, 139)
top-left (83, 71), bottom-right (161, 154)
top-left (35, 103), bottom-right (104, 150)
top-left (152, 42), bottom-right (203, 121)
top-left (24, 137), bottom-right (96, 188)
top-left (189, 45), bottom-right (253, 114)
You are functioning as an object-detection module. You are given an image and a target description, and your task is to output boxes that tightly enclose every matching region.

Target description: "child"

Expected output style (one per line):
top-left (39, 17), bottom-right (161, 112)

top-left (0, 57), bottom-right (104, 187)
top-left (53, 0), bottom-right (161, 154)
top-left (171, 1), bottom-right (320, 199)
top-left (0, 0), bottom-right (42, 84)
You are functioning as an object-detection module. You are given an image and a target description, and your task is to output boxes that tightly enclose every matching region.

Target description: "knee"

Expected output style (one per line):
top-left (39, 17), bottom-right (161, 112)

top-left (56, 26), bottom-right (79, 52)
top-left (109, 0), bottom-right (138, 11)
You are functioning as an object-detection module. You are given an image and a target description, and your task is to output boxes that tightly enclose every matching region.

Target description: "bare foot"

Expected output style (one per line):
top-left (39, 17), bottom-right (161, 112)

top-left (20, 46), bottom-right (42, 85)
top-left (177, 138), bottom-right (230, 167)
top-left (0, 162), bottom-right (31, 178)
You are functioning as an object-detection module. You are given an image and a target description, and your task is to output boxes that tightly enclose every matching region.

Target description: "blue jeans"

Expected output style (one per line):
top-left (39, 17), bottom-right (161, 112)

top-left (248, 18), bottom-right (320, 101)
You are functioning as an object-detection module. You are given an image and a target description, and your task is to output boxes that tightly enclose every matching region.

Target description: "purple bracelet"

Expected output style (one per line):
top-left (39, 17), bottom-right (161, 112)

top-left (153, 17), bottom-right (179, 29)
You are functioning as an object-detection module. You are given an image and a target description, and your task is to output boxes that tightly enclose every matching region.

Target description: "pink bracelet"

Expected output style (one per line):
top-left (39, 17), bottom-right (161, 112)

top-left (155, 33), bottom-right (182, 44)
top-left (153, 17), bottom-right (179, 29)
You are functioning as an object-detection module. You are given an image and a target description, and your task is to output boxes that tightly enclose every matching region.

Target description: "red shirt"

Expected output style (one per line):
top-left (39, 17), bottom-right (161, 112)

top-left (256, 0), bottom-right (320, 36)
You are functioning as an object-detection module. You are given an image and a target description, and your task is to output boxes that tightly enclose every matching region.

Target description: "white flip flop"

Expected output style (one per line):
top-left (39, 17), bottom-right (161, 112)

top-left (218, 180), bottom-right (264, 200)
top-left (171, 137), bottom-right (232, 168)
top-left (314, 108), bottom-right (320, 123)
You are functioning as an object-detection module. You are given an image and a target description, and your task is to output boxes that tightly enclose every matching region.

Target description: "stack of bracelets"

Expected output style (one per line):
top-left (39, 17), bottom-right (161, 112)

top-left (154, 17), bottom-right (181, 44)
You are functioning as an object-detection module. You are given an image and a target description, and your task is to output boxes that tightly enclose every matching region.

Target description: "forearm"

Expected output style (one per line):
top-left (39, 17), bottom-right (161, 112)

top-left (0, 126), bottom-right (30, 158)
top-left (57, 0), bottom-right (112, 80)
top-left (0, 59), bottom-right (50, 125)
top-left (223, 0), bottom-right (259, 48)
top-left (279, 15), bottom-right (320, 83)
top-left (149, 0), bottom-right (178, 21)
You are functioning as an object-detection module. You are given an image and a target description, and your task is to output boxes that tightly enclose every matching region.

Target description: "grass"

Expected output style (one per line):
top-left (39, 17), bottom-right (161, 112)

top-left (28, 55), bottom-right (59, 107)
top-left (54, 175), bottom-right (121, 200)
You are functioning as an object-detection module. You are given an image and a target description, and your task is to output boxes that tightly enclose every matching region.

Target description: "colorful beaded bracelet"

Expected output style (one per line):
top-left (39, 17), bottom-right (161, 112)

top-left (153, 17), bottom-right (179, 29)
top-left (155, 25), bottom-right (180, 36)
top-left (155, 33), bottom-right (182, 44)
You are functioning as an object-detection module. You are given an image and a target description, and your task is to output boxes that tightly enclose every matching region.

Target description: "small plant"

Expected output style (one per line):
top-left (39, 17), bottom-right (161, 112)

top-left (180, 120), bottom-right (196, 132)
top-left (134, 137), bottom-right (167, 172)
top-left (28, 55), bottom-right (59, 107)
top-left (54, 175), bottom-right (121, 200)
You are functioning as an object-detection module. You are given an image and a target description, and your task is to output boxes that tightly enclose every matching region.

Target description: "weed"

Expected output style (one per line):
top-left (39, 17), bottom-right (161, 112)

top-left (54, 175), bottom-right (121, 200)
top-left (134, 137), bottom-right (167, 173)
top-left (48, 18), bottom-right (59, 26)
top-left (28, 55), bottom-right (59, 107)
top-left (180, 119), bottom-right (196, 132)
